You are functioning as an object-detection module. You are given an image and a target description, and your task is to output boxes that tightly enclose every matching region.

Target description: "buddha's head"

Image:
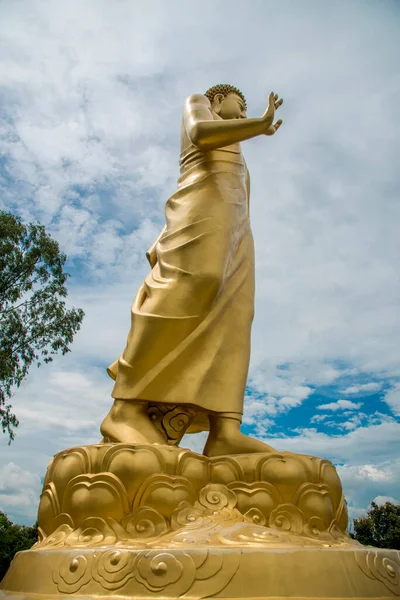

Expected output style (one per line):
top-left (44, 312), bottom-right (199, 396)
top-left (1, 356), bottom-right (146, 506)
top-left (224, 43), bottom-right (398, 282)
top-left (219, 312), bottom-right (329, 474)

top-left (205, 84), bottom-right (247, 120)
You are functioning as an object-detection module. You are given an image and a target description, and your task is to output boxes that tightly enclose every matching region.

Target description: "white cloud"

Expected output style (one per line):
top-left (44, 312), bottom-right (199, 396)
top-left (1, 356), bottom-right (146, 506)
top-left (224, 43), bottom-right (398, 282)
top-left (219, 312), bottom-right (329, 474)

top-left (341, 382), bottom-right (382, 395)
top-left (317, 399), bottom-right (363, 412)
top-left (242, 400), bottom-right (275, 426)
top-left (247, 365), bottom-right (313, 416)
top-left (10, 362), bottom-right (111, 437)
top-left (0, 463), bottom-right (42, 525)
top-left (268, 421), bottom-right (400, 465)
top-left (340, 414), bottom-right (365, 431)
top-left (356, 465), bottom-right (392, 482)
top-left (372, 495), bottom-right (399, 506)
top-left (384, 384), bottom-right (400, 416)
top-left (310, 414), bottom-right (330, 424)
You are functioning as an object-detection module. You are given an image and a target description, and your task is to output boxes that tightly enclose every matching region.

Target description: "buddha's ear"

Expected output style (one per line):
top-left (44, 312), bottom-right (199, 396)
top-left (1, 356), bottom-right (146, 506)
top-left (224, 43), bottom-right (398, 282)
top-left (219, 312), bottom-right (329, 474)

top-left (212, 93), bottom-right (225, 113)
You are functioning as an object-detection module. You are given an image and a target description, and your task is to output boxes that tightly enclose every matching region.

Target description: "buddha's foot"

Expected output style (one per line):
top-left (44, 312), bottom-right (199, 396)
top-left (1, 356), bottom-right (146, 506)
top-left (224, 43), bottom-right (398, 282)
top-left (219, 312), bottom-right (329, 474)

top-left (203, 431), bottom-right (275, 457)
top-left (100, 417), bottom-right (165, 444)
top-left (100, 400), bottom-right (165, 444)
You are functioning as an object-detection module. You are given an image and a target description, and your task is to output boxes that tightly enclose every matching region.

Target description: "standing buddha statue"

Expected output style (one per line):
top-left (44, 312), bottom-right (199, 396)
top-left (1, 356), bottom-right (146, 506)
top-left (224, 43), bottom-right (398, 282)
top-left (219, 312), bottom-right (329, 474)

top-left (101, 84), bottom-right (283, 456)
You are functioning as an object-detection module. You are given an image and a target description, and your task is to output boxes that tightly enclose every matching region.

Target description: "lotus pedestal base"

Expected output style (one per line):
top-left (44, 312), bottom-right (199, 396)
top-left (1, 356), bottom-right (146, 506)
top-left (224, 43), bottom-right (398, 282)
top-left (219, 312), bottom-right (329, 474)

top-left (1, 444), bottom-right (399, 598)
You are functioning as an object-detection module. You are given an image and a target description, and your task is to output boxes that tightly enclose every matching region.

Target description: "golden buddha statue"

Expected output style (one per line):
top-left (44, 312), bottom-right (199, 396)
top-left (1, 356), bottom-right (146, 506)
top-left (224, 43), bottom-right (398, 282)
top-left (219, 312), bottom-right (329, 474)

top-left (100, 84), bottom-right (283, 456)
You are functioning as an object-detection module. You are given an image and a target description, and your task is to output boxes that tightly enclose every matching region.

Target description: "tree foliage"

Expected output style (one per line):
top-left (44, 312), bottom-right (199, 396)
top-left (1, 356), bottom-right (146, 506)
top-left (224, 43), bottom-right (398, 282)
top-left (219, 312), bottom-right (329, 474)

top-left (0, 211), bottom-right (84, 441)
top-left (0, 510), bottom-right (38, 581)
top-left (353, 501), bottom-right (400, 549)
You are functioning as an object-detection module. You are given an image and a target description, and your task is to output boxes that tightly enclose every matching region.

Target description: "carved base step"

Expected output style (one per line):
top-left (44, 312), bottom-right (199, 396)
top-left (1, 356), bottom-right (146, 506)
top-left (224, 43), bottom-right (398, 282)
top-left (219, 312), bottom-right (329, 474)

top-left (1, 545), bottom-right (399, 598)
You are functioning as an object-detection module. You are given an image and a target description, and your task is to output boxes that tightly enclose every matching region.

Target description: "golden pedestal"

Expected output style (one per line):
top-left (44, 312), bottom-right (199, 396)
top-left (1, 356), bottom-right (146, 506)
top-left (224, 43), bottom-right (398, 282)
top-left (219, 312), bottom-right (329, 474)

top-left (1, 444), bottom-right (399, 598)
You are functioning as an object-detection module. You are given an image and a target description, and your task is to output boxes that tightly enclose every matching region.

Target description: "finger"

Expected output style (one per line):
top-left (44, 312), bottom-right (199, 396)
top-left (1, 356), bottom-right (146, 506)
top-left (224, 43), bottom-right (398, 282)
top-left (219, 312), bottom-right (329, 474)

top-left (274, 119), bottom-right (283, 130)
top-left (269, 91), bottom-right (275, 103)
top-left (275, 98), bottom-right (283, 109)
top-left (274, 93), bottom-right (278, 101)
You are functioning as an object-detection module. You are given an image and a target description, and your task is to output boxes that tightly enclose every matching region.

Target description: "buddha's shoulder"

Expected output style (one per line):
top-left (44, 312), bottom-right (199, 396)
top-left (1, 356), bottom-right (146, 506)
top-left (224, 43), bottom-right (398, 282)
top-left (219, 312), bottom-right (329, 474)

top-left (185, 93), bottom-right (211, 107)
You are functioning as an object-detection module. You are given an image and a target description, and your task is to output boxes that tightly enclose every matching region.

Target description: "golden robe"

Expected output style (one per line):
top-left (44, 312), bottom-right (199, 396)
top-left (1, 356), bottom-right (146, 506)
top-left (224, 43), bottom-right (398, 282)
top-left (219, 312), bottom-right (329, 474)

top-left (108, 111), bottom-right (255, 433)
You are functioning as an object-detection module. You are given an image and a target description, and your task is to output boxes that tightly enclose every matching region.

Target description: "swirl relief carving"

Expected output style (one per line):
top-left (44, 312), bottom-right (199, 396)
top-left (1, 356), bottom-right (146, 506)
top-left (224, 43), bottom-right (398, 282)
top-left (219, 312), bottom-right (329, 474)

top-left (355, 549), bottom-right (400, 595)
top-left (50, 547), bottom-right (241, 596)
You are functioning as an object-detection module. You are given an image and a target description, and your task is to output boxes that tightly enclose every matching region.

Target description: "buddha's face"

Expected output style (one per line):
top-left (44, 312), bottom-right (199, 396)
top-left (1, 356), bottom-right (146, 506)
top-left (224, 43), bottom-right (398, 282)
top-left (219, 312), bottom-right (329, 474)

top-left (212, 93), bottom-right (247, 120)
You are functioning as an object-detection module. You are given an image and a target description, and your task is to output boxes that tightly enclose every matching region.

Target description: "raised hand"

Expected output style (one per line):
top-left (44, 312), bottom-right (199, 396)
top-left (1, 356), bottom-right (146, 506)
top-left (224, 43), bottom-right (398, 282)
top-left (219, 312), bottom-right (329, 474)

top-left (262, 92), bottom-right (283, 135)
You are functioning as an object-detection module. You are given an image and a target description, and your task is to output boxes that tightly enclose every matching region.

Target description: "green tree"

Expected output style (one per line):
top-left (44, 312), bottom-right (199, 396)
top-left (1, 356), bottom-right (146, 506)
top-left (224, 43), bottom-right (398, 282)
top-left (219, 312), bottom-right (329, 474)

top-left (0, 510), bottom-right (38, 581)
top-left (353, 501), bottom-right (400, 549)
top-left (0, 211), bottom-right (84, 441)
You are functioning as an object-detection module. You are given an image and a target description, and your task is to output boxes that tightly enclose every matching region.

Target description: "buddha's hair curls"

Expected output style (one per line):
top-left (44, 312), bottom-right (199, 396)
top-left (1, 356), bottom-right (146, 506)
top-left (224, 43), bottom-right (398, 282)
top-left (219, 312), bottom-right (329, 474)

top-left (204, 84), bottom-right (247, 109)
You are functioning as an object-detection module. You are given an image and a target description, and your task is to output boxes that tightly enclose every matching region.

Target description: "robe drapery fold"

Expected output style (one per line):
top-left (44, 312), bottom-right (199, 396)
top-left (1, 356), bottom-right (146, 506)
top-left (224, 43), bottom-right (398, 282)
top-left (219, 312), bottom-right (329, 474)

top-left (108, 128), bottom-right (255, 433)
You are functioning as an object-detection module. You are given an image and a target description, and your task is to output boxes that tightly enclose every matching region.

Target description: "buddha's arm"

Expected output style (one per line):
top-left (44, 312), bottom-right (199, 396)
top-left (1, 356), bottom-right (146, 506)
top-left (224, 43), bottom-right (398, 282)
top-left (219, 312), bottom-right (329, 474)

top-left (184, 94), bottom-right (273, 152)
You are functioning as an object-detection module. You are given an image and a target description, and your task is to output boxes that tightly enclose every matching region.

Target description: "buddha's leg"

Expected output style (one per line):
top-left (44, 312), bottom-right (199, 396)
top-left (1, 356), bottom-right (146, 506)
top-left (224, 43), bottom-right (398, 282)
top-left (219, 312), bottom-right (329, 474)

top-left (203, 413), bottom-right (275, 457)
top-left (100, 399), bottom-right (165, 444)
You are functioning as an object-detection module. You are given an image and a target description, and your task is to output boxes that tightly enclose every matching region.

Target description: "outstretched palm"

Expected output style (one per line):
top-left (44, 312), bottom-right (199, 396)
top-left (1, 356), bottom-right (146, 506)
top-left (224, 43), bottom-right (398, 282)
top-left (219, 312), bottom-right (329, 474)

top-left (263, 91), bottom-right (283, 136)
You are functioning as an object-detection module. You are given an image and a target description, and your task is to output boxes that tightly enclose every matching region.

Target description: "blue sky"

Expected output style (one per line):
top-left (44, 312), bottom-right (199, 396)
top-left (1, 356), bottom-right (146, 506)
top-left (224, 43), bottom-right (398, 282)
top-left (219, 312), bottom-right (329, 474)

top-left (0, 0), bottom-right (399, 526)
